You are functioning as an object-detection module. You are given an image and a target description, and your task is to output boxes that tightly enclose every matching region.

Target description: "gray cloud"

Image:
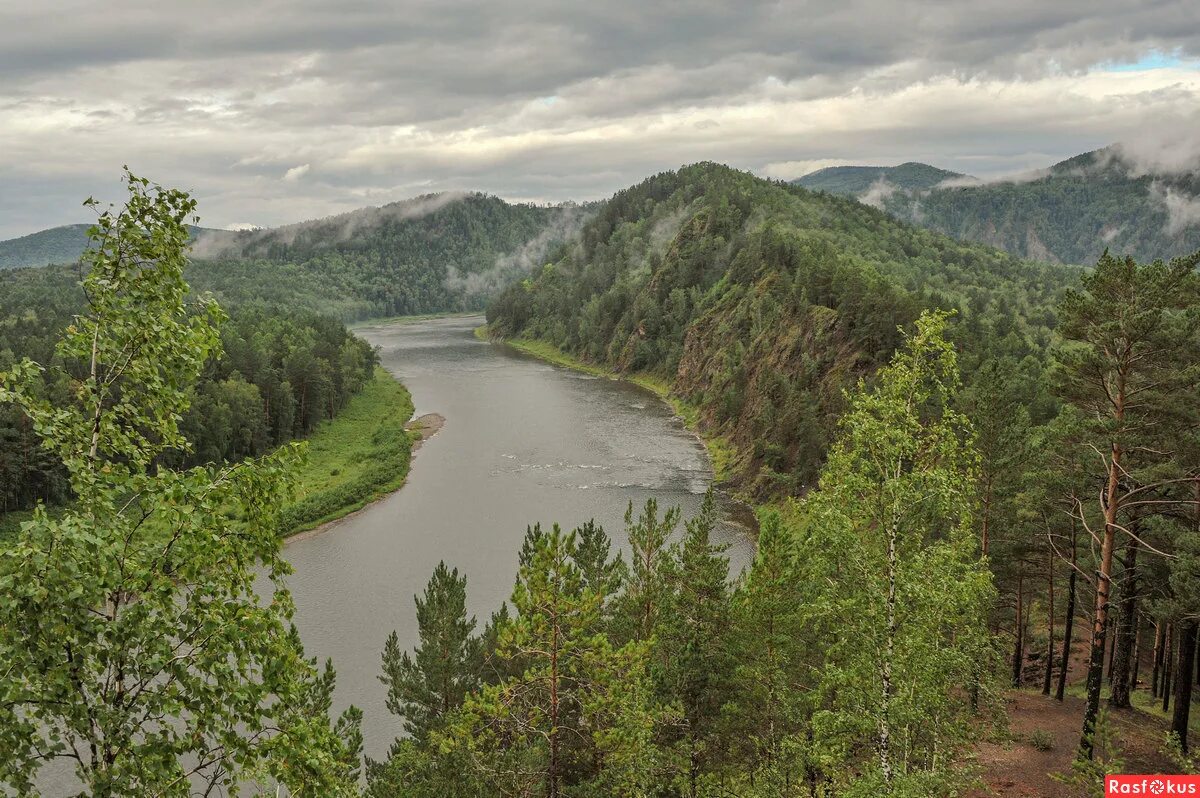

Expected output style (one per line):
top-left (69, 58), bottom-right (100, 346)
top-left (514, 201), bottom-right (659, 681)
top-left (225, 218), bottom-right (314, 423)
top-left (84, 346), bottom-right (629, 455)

top-left (1, 1), bottom-right (1199, 237)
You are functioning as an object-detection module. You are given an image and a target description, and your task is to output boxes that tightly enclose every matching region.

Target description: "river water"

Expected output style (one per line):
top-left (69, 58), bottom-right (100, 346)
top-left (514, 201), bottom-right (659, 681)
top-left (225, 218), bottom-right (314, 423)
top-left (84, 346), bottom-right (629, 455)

top-left (282, 315), bottom-right (755, 761)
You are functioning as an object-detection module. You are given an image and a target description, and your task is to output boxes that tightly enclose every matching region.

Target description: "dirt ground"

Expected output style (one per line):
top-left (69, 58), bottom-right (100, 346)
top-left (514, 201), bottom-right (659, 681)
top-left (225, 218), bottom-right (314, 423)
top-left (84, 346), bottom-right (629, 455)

top-left (968, 632), bottom-right (1185, 797)
top-left (969, 691), bottom-right (1178, 797)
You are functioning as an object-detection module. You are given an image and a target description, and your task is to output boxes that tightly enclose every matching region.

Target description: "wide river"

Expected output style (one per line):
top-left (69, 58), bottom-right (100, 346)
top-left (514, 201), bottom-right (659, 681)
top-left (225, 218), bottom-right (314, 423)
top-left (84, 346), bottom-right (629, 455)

top-left (284, 315), bottom-right (756, 760)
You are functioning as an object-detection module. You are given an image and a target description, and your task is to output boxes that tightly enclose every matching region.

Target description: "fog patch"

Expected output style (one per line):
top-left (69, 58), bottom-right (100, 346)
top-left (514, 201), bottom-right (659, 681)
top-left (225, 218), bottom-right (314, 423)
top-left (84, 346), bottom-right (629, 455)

top-left (1114, 130), bottom-right (1200, 177)
top-left (1150, 182), bottom-right (1200, 236)
top-left (858, 176), bottom-right (898, 208)
top-left (443, 204), bottom-right (593, 304)
top-left (188, 191), bottom-right (471, 259)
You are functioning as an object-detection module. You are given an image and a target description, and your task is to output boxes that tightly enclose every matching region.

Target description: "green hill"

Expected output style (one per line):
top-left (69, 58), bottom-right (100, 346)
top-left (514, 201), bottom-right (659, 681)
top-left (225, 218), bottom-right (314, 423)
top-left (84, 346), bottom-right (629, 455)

top-left (188, 192), bottom-right (590, 319)
top-left (0, 224), bottom-right (96, 269)
top-left (488, 162), bottom-right (1076, 497)
top-left (796, 147), bottom-right (1200, 264)
top-left (794, 161), bottom-right (965, 195)
top-left (0, 224), bottom-right (233, 270)
top-left (3, 194), bottom-right (592, 319)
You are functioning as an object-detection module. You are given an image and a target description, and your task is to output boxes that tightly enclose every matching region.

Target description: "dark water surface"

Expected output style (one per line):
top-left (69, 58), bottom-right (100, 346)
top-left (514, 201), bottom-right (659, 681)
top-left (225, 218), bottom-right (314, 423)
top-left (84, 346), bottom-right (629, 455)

top-left (283, 315), bottom-right (755, 760)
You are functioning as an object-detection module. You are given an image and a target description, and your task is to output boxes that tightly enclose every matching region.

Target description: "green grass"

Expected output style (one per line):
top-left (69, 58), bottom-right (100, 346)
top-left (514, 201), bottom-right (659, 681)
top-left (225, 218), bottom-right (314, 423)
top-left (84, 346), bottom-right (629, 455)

top-left (281, 366), bottom-right (417, 534)
top-left (0, 367), bottom-right (418, 542)
top-left (482, 328), bottom-right (739, 485)
top-left (1064, 679), bottom-right (1200, 734)
top-left (351, 310), bottom-right (480, 329)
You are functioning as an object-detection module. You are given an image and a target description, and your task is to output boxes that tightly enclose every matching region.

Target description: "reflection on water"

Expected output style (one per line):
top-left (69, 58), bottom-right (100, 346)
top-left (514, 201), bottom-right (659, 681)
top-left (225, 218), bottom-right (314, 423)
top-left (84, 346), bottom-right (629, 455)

top-left (282, 315), bottom-right (755, 760)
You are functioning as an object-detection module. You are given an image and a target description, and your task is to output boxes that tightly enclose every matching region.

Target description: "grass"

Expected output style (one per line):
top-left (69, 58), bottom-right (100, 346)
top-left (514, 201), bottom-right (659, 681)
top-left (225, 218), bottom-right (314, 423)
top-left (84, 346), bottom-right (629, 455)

top-left (480, 326), bottom-right (740, 485)
top-left (1, 367), bottom-right (418, 542)
top-left (280, 366), bottom-right (417, 534)
top-left (1064, 678), bottom-right (1200, 734)
top-left (351, 310), bottom-right (481, 329)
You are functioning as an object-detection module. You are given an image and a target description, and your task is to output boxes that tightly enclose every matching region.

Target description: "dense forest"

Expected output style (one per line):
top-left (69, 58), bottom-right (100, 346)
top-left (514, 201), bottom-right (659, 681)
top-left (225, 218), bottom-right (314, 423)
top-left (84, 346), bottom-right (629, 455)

top-left (0, 236), bottom-right (377, 517)
top-left (797, 147), bottom-right (1200, 265)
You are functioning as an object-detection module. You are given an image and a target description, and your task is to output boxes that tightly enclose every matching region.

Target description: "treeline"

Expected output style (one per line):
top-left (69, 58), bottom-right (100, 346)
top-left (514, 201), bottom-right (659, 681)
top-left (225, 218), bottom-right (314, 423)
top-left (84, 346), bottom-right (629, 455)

top-left (0, 266), bottom-right (377, 515)
top-left (367, 313), bottom-right (997, 796)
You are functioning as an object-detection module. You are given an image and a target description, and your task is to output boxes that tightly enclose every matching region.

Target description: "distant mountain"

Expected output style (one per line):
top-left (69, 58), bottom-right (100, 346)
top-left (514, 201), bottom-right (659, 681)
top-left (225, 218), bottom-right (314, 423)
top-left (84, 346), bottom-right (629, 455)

top-left (794, 147), bottom-right (1200, 264)
top-left (0, 225), bottom-right (93, 270)
top-left (0, 224), bottom-right (229, 270)
top-left (2, 193), bottom-right (592, 321)
top-left (794, 162), bottom-right (966, 195)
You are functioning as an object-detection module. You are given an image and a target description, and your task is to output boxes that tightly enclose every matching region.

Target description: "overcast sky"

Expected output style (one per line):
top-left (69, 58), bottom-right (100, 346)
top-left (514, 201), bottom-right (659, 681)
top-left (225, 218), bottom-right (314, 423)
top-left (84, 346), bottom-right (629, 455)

top-left (2, 0), bottom-right (1199, 238)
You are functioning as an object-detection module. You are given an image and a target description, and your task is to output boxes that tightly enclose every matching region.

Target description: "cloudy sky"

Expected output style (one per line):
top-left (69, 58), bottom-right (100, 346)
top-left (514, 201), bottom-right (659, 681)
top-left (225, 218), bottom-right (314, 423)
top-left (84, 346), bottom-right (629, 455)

top-left (2, 0), bottom-right (1199, 238)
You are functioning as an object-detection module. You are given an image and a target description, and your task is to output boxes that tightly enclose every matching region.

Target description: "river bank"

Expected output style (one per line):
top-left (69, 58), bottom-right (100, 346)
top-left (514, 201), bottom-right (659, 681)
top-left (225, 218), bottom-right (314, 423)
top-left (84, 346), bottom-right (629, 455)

top-left (281, 366), bottom-right (428, 536)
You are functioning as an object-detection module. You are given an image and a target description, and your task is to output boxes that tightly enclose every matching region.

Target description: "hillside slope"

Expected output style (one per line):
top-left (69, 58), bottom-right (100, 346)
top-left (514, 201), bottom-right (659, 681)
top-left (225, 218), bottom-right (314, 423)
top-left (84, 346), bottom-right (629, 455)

top-left (796, 147), bottom-right (1200, 264)
top-left (3, 193), bottom-right (592, 319)
top-left (0, 224), bottom-right (232, 270)
top-left (795, 162), bottom-right (965, 196)
top-left (488, 163), bottom-right (1075, 496)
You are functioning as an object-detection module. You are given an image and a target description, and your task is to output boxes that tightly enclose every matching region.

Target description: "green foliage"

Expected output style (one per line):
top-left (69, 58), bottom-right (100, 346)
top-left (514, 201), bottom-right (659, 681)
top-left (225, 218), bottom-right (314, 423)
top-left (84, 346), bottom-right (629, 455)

top-left (0, 274), bottom-right (379, 518)
top-left (0, 172), bottom-right (359, 795)
top-left (380, 562), bottom-right (483, 744)
top-left (1030, 729), bottom-right (1055, 751)
top-left (443, 523), bottom-right (661, 797)
top-left (793, 311), bottom-right (997, 795)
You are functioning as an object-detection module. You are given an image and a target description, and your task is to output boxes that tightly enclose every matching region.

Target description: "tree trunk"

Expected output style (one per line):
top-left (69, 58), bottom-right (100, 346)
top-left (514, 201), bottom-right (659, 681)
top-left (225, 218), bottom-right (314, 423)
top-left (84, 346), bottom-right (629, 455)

top-left (1044, 544), bottom-right (1055, 696)
top-left (1056, 568), bottom-right (1077, 701)
top-left (1130, 614), bottom-right (1142, 694)
top-left (1107, 609), bottom-right (1119, 684)
top-left (1163, 625), bottom-right (1174, 714)
top-left (1056, 524), bottom-right (1078, 703)
top-left (1012, 570), bottom-right (1025, 688)
top-left (1079, 433), bottom-right (1123, 759)
top-left (1153, 622), bottom-right (1166, 699)
top-left (1174, 622), bottom-right (1198, 752)
top-left (878, 516), bottom-right (898, 791)
top-left (1110, 540), bottom-right (1140, 708)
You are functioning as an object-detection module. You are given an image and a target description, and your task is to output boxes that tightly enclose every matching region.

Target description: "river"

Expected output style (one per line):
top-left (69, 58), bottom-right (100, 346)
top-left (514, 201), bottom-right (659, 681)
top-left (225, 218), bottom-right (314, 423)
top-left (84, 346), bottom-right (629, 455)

top-left (283, 315), bottom-right (756, 761)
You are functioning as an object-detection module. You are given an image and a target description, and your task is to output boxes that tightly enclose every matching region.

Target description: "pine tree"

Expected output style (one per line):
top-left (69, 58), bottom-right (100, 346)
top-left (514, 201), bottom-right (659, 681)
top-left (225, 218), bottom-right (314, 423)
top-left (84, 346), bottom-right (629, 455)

top-left (724, 509), bottom-right (810, 794)
top-left (656, 490), bottom-right (734, 797)
top-left (614, 498), bottom-right (679, 644)
top-left (1054, 250), bottom-right (1200, 757)
top-left (379, 561), bottom-right (482, 744)
top-left (446, 524), bottom-right (660, 797)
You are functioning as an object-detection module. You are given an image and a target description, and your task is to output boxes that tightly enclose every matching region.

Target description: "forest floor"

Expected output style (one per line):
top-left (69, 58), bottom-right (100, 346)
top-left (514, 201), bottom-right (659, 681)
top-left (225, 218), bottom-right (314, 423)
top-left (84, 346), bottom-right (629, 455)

top-left (970, 633), bottom-right (1189, 797)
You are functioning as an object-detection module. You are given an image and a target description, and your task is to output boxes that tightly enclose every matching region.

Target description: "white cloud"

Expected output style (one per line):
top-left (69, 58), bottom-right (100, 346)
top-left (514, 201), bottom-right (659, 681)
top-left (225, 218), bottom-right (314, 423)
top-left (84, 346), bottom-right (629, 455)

top-left (282, 163), bottom-right (311, 182)
top-left (1, 2), bottom-right (1199, 237)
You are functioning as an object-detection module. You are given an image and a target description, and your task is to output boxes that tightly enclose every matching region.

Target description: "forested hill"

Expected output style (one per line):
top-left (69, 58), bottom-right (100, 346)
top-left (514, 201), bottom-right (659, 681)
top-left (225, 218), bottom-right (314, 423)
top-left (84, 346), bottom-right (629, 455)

top-left (796, 146), bottom-right (1200, 264)
top-left (188, 193), bottom-right (589, 320)
top-left (0, 224), bottom-right (231, 270)
top-left (794, 161), bottom-right (965, 195)
top-left (487, 162), bottom-right (1077, 497)
top-left (2, 193), bottom-right (592, 319)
